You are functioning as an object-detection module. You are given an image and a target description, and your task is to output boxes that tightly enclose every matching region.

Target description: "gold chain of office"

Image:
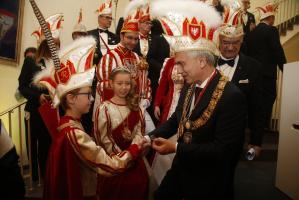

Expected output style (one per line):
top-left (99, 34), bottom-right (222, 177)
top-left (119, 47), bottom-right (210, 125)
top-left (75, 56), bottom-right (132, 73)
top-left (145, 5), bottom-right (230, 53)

top-left (178, 75), bottom-right (228, 138)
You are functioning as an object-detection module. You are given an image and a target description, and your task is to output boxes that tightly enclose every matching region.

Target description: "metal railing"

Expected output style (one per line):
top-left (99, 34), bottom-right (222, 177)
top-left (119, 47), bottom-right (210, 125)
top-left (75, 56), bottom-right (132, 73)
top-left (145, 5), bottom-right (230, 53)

top-left (0, 101), bottom-right (39, 192)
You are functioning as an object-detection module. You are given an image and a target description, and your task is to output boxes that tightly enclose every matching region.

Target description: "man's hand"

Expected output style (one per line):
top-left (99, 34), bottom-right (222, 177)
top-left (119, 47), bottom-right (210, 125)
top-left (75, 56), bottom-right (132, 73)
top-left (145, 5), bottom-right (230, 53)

top-left (152, 137), bottom-right (176, 155)
top-left (154, 106), bottom-right (161, 120)
top-left (248, 144), bottom-right (262, 158)
top-left (39, 94), bottom-right (50, 105)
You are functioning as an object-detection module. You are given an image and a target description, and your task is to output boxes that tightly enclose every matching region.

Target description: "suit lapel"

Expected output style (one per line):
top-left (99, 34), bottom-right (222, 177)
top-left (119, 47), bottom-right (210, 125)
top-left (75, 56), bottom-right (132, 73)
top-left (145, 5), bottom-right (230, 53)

top-left (231, 54), bottom-right (243, 84)
top-left (190, 72), bottom-right (221, 119)
top-left (147, 34), bottom-right (152, 57)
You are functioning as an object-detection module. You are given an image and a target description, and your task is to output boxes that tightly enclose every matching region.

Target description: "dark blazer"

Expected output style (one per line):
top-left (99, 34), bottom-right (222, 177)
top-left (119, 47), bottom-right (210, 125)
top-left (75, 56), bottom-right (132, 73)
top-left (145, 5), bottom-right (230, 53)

top-left (247, 22), bottom-right (286, 79)
top-left (18, 57), bottom-right (48, 112)
top-left (134, 34), bottom-right (170, 92)
top-left (149, 71), bottom-right (247, 199)
top-left (243, 11), bottom-right (256, 36)
top-left (232, 53), bottom-right (264, 146)
top-left (87, 28), bottom-right (119, 65)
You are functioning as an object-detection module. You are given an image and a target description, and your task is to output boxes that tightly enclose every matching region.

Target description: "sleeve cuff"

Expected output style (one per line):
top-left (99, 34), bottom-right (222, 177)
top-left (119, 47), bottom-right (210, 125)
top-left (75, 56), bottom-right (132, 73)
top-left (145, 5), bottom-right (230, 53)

top-left (127, 144), bottom-right (140, 160)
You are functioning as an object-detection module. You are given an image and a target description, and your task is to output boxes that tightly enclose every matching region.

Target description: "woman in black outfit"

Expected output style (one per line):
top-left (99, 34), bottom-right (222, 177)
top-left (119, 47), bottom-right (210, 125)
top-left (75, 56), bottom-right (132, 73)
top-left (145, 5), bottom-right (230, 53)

top-left (18, 39), bottom-right (59, 181)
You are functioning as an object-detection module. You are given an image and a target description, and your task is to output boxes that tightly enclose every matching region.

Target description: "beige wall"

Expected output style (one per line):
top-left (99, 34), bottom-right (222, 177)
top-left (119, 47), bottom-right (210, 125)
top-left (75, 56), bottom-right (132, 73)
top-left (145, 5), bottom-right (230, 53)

top-left (0, 0), bottom-right (130, 112)
top-left (0, 0), bottom-right (129, 158)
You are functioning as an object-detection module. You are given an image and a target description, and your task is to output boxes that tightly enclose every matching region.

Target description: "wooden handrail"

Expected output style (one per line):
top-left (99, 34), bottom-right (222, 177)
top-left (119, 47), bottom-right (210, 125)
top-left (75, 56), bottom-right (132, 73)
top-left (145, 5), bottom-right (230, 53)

top-left (0, 101), bottom-right (27, 117)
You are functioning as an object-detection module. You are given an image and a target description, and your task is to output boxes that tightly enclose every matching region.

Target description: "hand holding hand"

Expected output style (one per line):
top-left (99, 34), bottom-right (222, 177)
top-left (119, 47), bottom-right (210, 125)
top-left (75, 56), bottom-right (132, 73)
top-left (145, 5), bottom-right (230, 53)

top-left (152, 137), bottom-right (176, 155)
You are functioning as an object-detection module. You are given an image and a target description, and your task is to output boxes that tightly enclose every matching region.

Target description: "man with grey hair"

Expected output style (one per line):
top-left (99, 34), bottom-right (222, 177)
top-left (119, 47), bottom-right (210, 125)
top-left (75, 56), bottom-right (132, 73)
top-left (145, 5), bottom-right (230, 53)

top-left (145, 0), bottom-right (247, 199)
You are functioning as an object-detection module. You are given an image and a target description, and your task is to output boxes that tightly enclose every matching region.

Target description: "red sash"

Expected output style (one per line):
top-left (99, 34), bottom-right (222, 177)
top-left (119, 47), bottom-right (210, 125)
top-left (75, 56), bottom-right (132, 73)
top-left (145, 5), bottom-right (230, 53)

top-left (111, 110), bottom-right (141, 150)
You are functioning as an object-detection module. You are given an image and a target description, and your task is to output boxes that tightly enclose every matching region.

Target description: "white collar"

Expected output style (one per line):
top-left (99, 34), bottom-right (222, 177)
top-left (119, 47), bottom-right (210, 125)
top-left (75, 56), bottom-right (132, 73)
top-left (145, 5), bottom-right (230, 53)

top-left (196, 69), bottom-right (216, 89)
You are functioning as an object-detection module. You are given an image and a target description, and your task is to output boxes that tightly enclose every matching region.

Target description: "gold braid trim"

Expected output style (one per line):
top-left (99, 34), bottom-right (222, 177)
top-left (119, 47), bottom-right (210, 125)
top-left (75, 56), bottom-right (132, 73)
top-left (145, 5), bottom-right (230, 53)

top-left (178, 75), bottom-right (228, 138)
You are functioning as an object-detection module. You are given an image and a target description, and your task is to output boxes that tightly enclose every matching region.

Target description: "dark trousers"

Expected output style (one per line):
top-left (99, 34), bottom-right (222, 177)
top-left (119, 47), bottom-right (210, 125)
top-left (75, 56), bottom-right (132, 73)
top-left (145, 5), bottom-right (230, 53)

top-left (25, 109), bottom-right (51, 181)
top-left (0, 147), bottom-right (25, 200)
top-left (261, 77), bottom-right (277, 128)
top-left (154, 167), bottom-right (183, 200)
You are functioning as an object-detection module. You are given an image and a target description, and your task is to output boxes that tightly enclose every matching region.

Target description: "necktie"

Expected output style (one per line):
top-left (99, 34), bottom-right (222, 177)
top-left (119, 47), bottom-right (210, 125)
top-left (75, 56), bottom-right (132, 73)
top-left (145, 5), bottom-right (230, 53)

top-left (194, 87), bottom-right (202, 105)
top-left (218, 57), bottom-right (235, 67)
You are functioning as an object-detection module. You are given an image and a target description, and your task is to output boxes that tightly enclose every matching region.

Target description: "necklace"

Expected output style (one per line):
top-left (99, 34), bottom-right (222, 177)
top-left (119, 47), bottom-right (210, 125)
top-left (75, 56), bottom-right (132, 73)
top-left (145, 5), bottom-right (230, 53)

top-left (178, 73), bottom-right (228, 144)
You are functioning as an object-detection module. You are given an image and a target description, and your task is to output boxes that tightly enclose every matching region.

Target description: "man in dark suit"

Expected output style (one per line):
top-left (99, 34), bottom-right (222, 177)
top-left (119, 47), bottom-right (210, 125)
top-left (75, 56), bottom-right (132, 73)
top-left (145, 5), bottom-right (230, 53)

top-left (241, 0), bottom-right (256, 36)
top-left (217, 18), bottom-right (264, 156)
top-left (240, 0), bottom-right (256, 53)
top-left (133, 5), bottom-right (170, 125)
top-left (144, 1), bottom-right (247, 199)
top-left (86, 0), bottom-right (118, 134)
top-left (247, 2), bottom-right (286, 129)
top-left (87, 0), bottom-right (119, 65)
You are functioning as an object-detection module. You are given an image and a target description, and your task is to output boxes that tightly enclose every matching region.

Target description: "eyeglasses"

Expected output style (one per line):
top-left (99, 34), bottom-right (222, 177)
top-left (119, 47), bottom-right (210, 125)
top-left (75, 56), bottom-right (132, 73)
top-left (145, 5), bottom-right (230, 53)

top-left (75, 92), bottom-right (94, 100)
top-left (99, 15), bottom-right (113, 20)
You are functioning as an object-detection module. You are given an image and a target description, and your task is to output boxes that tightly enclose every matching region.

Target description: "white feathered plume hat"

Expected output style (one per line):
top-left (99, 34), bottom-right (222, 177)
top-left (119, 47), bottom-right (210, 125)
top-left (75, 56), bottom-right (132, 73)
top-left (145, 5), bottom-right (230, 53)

top-left (121, 0), bottom-right (149, 33)
top-left (32, 13), bottom-right (63, 45)
top-left (219, 0), bottom-right (244, 38)
top-left (34, 36), bottom-right (96, 108)
top-left (96, 0), bottom-right (113, 16)
top-left (73, 8), bottom-right (87, 33)
top-left (256, 1), bottom-right (280, 21)
top-left (150, 0), bottom-right (222, 55)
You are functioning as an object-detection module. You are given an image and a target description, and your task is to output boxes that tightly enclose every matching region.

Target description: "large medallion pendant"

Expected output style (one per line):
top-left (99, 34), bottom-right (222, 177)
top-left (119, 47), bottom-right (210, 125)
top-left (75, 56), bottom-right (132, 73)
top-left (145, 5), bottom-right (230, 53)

top-left (185, 120), bottom-right (192, 130)
top-left (122, 127), bottom-right (132, 141)
top-left (183, 132), bottom-right (193, 144)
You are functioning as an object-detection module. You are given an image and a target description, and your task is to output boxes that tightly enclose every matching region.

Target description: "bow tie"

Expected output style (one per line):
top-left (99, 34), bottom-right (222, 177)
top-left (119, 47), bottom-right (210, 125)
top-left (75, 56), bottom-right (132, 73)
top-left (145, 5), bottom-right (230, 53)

top-left (218, 57), bottom-right (235, 67)
top-left (99, 29), bottom-right (109, 34)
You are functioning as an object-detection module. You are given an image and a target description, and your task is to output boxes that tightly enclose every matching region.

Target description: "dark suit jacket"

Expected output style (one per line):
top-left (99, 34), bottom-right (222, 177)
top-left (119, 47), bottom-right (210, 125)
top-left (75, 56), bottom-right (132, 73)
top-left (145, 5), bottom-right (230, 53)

top-left (232, 53), bottom-right (264, 146)
top-left (18, 57), bottom-right (48, 112)
top-left (247, 22), bottom-right (286, 79)
top-left (243, 11), bottom-right (255, 36)
top-left (87, 28), bottom-right (119, 65)
top-left (134, 34), bottom-right (170, 93)
top-left (149, 71), bottom-right (247, 199)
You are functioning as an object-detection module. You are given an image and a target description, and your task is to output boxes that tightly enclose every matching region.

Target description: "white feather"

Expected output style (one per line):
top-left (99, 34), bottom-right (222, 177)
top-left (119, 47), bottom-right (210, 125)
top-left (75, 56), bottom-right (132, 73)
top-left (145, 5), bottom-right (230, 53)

top-left (221, 0), bottom-right (242, 10)
top-left (123, 0), bottom-right (147, 18)
top-left (58, 36), bottom-right (96, 58)
top-left (151, 0), bottom-right (222, 28)
top-left (33, 59), bottom-right (54, 86)
top-left (33, 36), bottom-right (96, 87)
